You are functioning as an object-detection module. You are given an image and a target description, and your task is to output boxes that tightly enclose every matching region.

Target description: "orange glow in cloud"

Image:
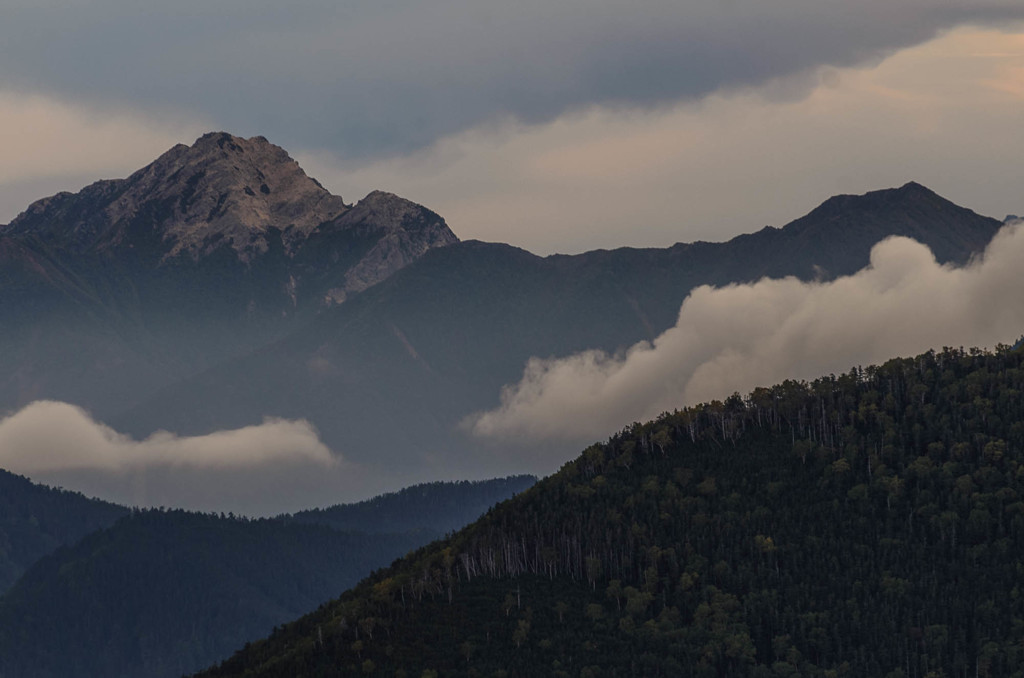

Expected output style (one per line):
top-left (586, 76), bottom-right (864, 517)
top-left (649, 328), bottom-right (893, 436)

top-left (302, 25), bottom-right (1024, 254)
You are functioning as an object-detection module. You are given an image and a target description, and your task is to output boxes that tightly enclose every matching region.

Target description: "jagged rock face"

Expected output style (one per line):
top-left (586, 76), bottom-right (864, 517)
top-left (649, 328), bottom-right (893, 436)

top-left (322, 191), bottom-right (462, 303)
top-left (2, 132), bottom-right (457, 302)
top-left (7, 132), bottom-right (351, 262)
top-left (3, 132), bottom-right (458, 273)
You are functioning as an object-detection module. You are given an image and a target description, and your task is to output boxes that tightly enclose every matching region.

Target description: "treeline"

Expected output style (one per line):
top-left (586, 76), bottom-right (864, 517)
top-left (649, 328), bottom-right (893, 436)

top-left (201, 344), bottom-right (1024, 678)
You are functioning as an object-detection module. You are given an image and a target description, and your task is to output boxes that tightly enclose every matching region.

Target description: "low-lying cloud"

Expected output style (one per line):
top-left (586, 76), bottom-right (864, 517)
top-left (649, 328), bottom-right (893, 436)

top-left (0, 401), bottom-right (335, 474)
top-left (0, 401), bottom-right (356, 515)
top-left (468, 222), bottom-right (1024, 444)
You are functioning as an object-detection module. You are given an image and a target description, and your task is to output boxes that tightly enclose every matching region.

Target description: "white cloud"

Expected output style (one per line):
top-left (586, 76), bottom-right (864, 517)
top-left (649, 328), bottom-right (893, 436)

top-left (0, 401), bottom-right (366, 515)
top-left (467, 221), bottom-right (1024, 444)
top-left (0, 400), bottom-right (335, 473)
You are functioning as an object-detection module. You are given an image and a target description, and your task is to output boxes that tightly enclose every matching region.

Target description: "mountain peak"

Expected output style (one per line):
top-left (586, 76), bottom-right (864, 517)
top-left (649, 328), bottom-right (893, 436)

top-left (171, 132), bottom-right (297, 176)
top-left (7, 132), bottom-right (352, 262)
top-left (797, 181), bottom-right (980, 227)
top-left (121, 132), bottom-right (351, 260)
top-left (896, 180), bottom-right (931, 194)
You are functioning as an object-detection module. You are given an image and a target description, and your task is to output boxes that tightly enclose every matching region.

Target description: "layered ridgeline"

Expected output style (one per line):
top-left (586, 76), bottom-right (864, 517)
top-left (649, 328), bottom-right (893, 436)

top-left (285, 477), bottom-right (541, 535)
top-left (202, 344), bottom-right (1024, 677)
top-left (0, 475), bottom-right (534, 678)
top-left (0, 132), bottom-right (457, 416)
top-left (0, 469), bottom-right (127, 593)
top-left (0, 136), bottom-right (1004, 490)
top-left (120, 182), bottom-right (1004, 480)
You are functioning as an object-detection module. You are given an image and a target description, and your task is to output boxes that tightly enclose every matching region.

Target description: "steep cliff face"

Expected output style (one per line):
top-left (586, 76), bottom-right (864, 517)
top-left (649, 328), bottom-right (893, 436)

top-left (310, 190), bottom-right (461, 304)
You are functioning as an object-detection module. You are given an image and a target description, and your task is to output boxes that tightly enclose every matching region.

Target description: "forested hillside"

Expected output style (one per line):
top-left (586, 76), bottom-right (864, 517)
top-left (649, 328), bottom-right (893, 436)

top-left (0, 475), bottom-right (532, 678)
top-left (202, 344), bottom-right (1024, 677)
top-left (0, 510), bottom-right (427, 678)
top-left (0, 469), bottom-right (127, 593)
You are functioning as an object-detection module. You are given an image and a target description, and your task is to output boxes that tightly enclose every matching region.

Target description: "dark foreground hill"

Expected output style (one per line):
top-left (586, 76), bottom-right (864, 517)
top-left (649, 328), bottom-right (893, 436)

top-left (122, 182), bottom-right (1004, 483)
top-left (0, 475), bottom-right (534, 678)
top-left (201, 344), bottom-right (1024, 677)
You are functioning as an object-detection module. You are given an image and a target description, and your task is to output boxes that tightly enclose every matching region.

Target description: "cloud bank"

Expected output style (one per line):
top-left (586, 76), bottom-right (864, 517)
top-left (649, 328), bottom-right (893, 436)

top-left (2, 1), bottom-right (1022, 160)
top-left (469, 222), bottom-right (1024, 444)
top-left (0, 402), bottom-right (356, 515)
top-left (0, 401), bottom-right (335, 474)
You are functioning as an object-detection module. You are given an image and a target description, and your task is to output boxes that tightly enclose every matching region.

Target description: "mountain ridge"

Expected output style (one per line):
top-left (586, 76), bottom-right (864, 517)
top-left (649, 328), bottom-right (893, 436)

top-left (0, 468), bottom-right (128, 594)
top-left (115, 177), bottom-right (1004, 488)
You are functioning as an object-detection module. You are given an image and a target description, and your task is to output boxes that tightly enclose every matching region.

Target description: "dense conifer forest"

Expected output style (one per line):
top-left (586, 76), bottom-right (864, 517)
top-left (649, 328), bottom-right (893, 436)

top-left (202, 344), bottom-right (1024, 678)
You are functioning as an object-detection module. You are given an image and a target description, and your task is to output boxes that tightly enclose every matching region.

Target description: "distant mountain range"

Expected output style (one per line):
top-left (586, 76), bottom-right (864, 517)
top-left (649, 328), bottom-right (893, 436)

top-left (0, 471), bottom-right (535, 678)
top-left (115, 181), bottom-right (1002, 482)
top-left (0, 133), bottom-right (1005, 489)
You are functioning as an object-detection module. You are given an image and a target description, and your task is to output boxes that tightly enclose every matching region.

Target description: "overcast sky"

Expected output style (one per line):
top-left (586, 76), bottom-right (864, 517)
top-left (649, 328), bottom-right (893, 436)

top-left (0, 3), bottom-right (1022, 253)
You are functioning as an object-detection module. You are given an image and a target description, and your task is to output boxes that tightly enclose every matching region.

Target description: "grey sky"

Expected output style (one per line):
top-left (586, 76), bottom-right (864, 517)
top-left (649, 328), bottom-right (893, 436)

top-left (2, 1), bottom-right (1022, 160)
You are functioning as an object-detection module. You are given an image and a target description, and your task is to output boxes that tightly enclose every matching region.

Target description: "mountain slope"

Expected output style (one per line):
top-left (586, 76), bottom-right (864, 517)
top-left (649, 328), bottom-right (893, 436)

top-left (287, 475), bottom-right (538, 535)
top-left (0, 469), bottom-right (127, 593)
top-left (120, 183), bottom-right (1003, 481)
top-left (0, 475), bottom-right (533, 678)
top-left (200, 343), bottom-right (1024, 677)
top-left (0, 511), bottom-right (423, 678)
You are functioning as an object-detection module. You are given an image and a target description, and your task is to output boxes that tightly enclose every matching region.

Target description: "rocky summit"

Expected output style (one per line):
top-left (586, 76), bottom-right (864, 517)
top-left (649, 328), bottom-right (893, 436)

top-left (1, 132), bottom-right (458, 306)
top-left (7, 133), bottom-right (341, 261)
top-left (0, 132), bottom-right (458, 415)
